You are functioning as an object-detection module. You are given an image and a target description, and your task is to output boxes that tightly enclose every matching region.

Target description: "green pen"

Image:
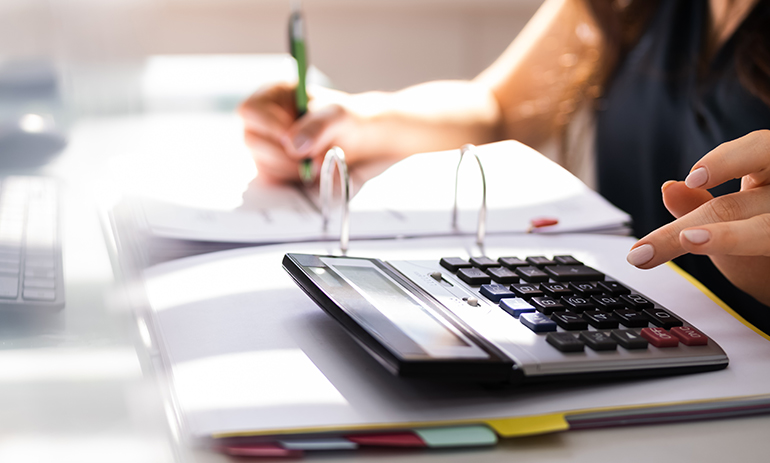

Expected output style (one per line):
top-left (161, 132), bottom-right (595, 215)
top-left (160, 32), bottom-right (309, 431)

top-left (289, 2), bottom-right (312, 183)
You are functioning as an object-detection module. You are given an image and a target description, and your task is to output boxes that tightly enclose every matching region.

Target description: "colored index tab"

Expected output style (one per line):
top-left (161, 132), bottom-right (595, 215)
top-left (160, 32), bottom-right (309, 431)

top-left (346, 432), bottom-right (426, 447)
top-left (415, 425), bottom-right (498, 448)
top-left (222, 443), bottom-right (302, 458)
top-left (486, 413), bottom-right (569, 437)
top-left (278, 438), bottom-right (358, 450)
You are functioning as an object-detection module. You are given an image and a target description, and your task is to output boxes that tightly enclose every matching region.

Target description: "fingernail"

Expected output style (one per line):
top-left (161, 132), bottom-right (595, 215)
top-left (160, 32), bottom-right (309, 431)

top-left (661, 180), bottom-right (677, 192)
top-left (626, 244), bottom-right (654, 267)
top-left (292, 134), bottom-right (311, 154)
top-left (682, 228), bottom-right (710, 245)
top-left (685, 167), bottom-right (708, 189)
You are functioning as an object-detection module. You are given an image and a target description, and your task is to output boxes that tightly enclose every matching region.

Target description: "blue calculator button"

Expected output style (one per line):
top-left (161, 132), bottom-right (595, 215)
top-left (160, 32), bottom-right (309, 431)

top-left (520, 312), bottom-right (558, 332)
top-left (499, 297), bottom-right (535, 318)
top-left (480, 284), bottom-right (515, 302)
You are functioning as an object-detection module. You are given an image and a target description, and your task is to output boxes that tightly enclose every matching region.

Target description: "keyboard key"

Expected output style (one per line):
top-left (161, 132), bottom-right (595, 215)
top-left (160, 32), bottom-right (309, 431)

top-left (598, 281), bottom-right (631, 295)
top-left (643, 308), bottom-right (684, 329)
top-left (0, 276), bottom-right (19, 299)
top-left (526, 256), bottom-right (557, 267)
top-left (515, 266), bottom-right (549, 283)
top-left (486, 267), bottom-right (519, 284)
top-left (499, 298), bottom-right (535, 318)
top-left (530, 296), bottom-right (566, 315)
top-left (546, 332), bottom-right (585, 352)
top-left (560, 295), bottom-right (595, 313)
top-left (439, 257), bottom-right (472, 272)
top-left (641, 327), bottom-right (679, 347)
top-left (553, 255), bottom-right (583, 265)
top-left (497, 256), bottom-right (527, 269)
top-left (582, 309), bottom-right (620, 329)
top-left (480, 284), bottom-right (515, 302)
top-left (590, 295), bottom-right (625, 310)
top-left (540, 282), bottom-right (573, 298)
top-left (670, 326), bottom-right (709, 346)
top-left (457, 267), bottom-right (491, 286)
top-left (614, 308), bottom-right (650, 328)
top-left (569, 282), bottom-right (604, 295)
top-left (579, 331), bottom-right (617, 351)
top-left (520, 312), bottom-right (558, 332)
top-left (621, 294), bottom-right (655, 309)
top-left (551, 311), bottom-right (589, 330)
top-left (469, 256), bottom-right (498, 269)
top-left (544, 265), bottom-right (605, 282)
top-left (611, 329), bottom-right (649, 349)
top-left (510, 283), bottom-right (544, 299)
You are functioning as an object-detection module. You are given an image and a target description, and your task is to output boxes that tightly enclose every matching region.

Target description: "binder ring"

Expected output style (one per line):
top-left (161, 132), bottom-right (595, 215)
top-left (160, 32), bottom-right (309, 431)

top-left (320, 146), bottom-right (350, 254)
top-left (452, 144), bottom-right (487, 247)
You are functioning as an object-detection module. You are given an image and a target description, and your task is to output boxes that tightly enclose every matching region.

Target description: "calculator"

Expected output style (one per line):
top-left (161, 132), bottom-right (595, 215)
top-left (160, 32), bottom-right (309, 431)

top-left (283, 253), bottom-right (728, 384)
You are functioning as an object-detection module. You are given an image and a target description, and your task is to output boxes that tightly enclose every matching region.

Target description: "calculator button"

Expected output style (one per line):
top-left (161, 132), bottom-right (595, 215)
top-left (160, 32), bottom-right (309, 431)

top-left (520, 312), bottom-right (558, 332)
top-left (582, 309), bottom-right (620, 329)
top-left (590, 295), bottom-right (625, 310)
top-left (526, 256), bottom-right (557, 267)
top-left (614, 308), bottom-right (650, 328)
top-left (641, 327), bottom-right (679, 347)
top-left (0, 262), bottom-right (19, 275)
top-left (546, 332), bottom-right (585, 352)
top-left (643, 308), bottom-right (684, 329)
top-left (457, 268), bottom-right (491, 286)
top-left (486, 267), bottom-right (519, 284)
top-left (551, 311), bottom-right (589, 330)
top-left (544, 265), bottom-right (605, 282)
top-left (515, 266), bottom-right (550, 283)
top-left (569, 282), bottom-right (604, 295)
top-left (670, 326), bottom-right (709, 346)
top-left (553, 255), bottom-right (583, 265)
top-left (497, 257), bottom-right (527, 269)
top-left (23, 288), bottom-right (56, 301)
top-left (530, 296), bottom-right (565, 315)
top-left (598, 281), bottom-right (631, 295)
top-left (24, 268), bottom-right (55, 279)
top-left (499, 298), bottom-right (535, 318)
top-left (0, 276), bottom-right (19, 299)
top-left (469, 256), bottom-right (498, 269)
top-left (540, 282), bottom-right (573, 298)
top-left (24, 278), bottom-right (55, 289)
top-left (440, 257), bottom-right (472, 272)
top-left (480, 284), bottom-right (515, 302)
top-left (611, 329), bottom-right (649, 349)
top-left (620, 294), bottom-right (655, 309)
top-left (579, 331), bottom-right (617, 351)
top-left (560, 296), bottom-right (595, 313)
top-left (510, 283), bottom-right (544, 299)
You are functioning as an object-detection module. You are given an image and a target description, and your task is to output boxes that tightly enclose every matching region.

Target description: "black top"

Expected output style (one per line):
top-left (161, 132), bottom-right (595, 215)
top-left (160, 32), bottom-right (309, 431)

top-left (595, 0), bottom-right (770, 332)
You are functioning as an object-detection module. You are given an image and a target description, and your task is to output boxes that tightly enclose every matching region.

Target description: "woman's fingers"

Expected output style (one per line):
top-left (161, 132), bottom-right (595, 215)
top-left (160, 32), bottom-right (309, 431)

top-left (679, 213), bottom-right (770, 257)
top-left (627, 185), bottom-right (770, 268)
top-left (661, 180), bottom-right (713, 219)
top-left (684, 129), bottom-right (770, 190)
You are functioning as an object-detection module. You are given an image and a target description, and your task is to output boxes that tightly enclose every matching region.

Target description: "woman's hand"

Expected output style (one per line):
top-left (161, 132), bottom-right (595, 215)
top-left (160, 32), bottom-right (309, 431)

top-left (626, 130), bottom-right (770, 306)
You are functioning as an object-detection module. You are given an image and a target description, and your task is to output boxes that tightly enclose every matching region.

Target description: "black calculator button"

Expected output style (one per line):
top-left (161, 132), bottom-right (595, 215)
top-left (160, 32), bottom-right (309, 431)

top-left (610, 329), bottom-right (649, 349)
top-left (560, 296), bottom-right (596, 313)
top-left (526, 256), bottom-right (557, 267)
top-left (590, 295), bottom-right (625, 310)
top-left (440, 257), bottom-right (472, 272)
top-left (469, 256), bottom-right (498, 269)
top-left (620, 294), bottom-right (655, 309)
top-left (457, 267), bottom-right (491, 286)
top-left (480, 284), bottom-right (515, 302)
top-left (515, 266), bottom-right (550, 283)
top-left (613, 308), bottom-right (650, 328)
top-left (499, 298), bottom-right (535, 318)
top-left (498, 257), bottom-right (527, 269)
top-left (554, 255), bottom-right (583, 265)
top-left (582, 309), bottom-right (620, 329)
top-left (544, 265), bottom-right (605, 282)
top-left (530, 296), bottom-right (565, 315)
top-left (598, 281), bottom-right (631, 295)
top-left (579, 331), bottom-right (617, 351)
top-left (540, 282), bottom-right (573, 298)
top-left (551, 311), bottom-right (589, 330)
top-left (510, 283), bottom-right (544, 299)
top-left (643, 308), bottom-right (684, 329)
top-left (520, 312), bottom-right (558, 332)
top-left (569, 282), bottom-right (604, 295)
top-left (546, 332), bottom-right (585, 352)
top-left (487, 267), bottom-right (519, 284)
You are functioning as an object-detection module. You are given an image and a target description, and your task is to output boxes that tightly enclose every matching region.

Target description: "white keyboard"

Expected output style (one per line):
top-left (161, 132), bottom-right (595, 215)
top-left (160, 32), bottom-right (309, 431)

top-left (0, 176), bottom-right (64, 310)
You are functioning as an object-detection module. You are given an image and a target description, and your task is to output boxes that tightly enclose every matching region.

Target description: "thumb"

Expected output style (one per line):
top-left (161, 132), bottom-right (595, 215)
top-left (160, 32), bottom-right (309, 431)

top-left (662, 180), bottom-right (713, 219)
top-left (283, 104), bottom-right (350, 161)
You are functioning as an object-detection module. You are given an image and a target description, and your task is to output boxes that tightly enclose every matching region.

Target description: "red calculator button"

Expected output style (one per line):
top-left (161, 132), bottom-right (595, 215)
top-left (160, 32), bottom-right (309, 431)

top-left (640, 327), bottom-right (679, 347)
top-left (670, 326), bottom-right (709, 346)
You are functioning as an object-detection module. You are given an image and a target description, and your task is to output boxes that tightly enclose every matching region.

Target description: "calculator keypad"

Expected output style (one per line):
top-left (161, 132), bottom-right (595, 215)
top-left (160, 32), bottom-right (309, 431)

top-left (440, 255), bottom-right (712, 354)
